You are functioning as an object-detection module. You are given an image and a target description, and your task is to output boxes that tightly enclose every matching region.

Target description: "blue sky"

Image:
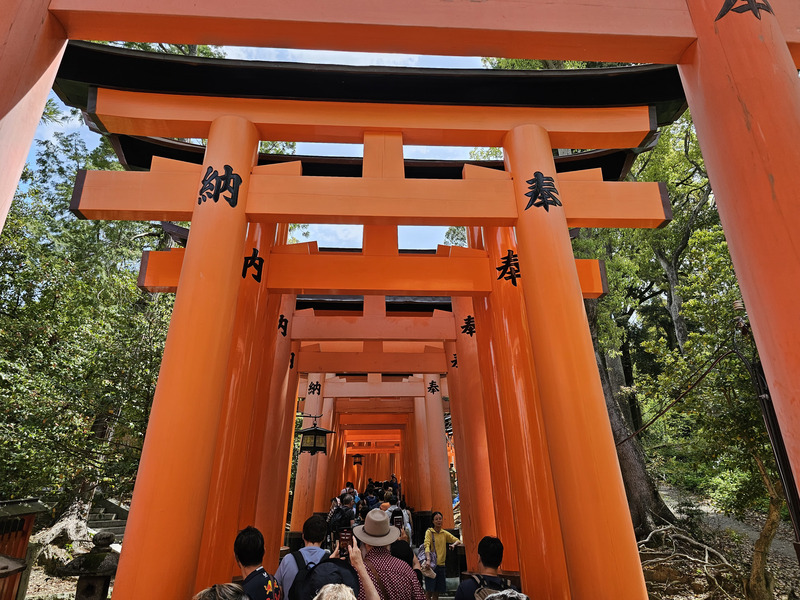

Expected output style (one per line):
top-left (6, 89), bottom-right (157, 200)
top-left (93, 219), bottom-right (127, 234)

top-left (27, 46), bottom-right (490, 249)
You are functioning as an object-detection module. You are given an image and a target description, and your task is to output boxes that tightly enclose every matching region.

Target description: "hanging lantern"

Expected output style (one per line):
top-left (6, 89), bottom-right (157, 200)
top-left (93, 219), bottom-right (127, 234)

top-left (352, 453), bottom-right (364, 466)
top-left (298, 417), bottom-right (334, 456)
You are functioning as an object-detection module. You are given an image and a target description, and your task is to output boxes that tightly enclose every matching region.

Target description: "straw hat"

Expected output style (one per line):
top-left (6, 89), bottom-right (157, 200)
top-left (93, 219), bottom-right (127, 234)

top-left (353, 509), bottom-right (401, 546)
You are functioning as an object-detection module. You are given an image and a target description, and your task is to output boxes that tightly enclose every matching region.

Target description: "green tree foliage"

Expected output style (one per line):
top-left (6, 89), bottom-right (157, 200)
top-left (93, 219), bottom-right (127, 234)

top-left (0, 131), bottom-right (173, 511)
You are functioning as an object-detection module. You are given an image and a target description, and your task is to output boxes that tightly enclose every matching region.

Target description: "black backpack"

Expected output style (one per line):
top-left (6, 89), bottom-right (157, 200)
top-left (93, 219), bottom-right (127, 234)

top-left (296, 557), bottom-right (360, 600)
top-left (288, 550), bottom-right (326, 600)
top-left (328, 506), bottom-right (351, 536)
top-left (471, 574), bottom-right (513, 600)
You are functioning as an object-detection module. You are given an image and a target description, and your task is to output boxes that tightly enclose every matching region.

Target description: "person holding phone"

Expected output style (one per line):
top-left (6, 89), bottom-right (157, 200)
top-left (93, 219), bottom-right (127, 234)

top-left (353, 509), bottom-right (425, 600)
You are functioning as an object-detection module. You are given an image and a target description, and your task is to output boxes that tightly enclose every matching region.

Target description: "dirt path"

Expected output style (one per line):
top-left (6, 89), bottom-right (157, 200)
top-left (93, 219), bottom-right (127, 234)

top-left (660, 485), bottom-right (798, 562)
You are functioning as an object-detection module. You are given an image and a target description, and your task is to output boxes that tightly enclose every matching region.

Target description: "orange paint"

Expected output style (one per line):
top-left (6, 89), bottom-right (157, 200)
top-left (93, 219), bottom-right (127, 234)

top-left (194, 223), bottom-right (278, 592)
top-left (0, 0), bottom-right (67, 231)
top-left (504, 125), bottom-right (645, 599)
top-left (479, 226), bottom-right (570, 595)
top-left (91, 88), bottom-right (654, 150)
top-left (112, 115), bottom-right (259, 600)
top-left (679, 0), bottom-right (800, 507)
top-left (424, 375), bottom-right (454, 528)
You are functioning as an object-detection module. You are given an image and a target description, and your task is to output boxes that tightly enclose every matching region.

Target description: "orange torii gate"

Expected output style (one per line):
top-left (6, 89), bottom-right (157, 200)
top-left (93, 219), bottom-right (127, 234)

top-left (4, 2), bottom-right (800, 597)
top-left (49, 41), bottom-right (680, 599)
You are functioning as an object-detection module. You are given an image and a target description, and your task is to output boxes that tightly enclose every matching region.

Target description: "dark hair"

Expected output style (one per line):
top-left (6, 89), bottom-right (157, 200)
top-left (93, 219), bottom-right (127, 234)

top-left (346, 481), bottom-right (354, 488)
top-left (390, 539), bottom-right (414, 567)
top-left (431, 511), bottom-right (443, 520)
top-left (388, 495), bottom-right (398, 506)
top-left (477, 536), bottom-right (504, 569)
top-left (234, 526), bottom-right (264, 567)
top-left (303, 515), bottom-right (328, 544)
top-left (399, 500), bottom-right (407, 510)
top-left (359, 505), bottom-right (370, 521)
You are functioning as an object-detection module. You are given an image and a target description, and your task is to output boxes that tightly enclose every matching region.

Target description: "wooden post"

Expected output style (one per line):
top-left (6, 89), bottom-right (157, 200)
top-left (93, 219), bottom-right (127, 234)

top-left (504, 124), bottom-right (646, 599)
top-left (424, 374), bottom-right (454, 527)
top-left (0, 1), bottom-right (67, 230)
top-left (480, 225), bottom-right (570, 595)
top-left (679, 0), bottom-right (800, 494)
top-left (255, 301), bottom-right (301, 571)
top-left (290, 374), bottom-right (323, 530)
top-left (466, 226), bottom-right (521, 574)
top-left (314, 395), bottom-right (335, 513)
top-left (112, 115), bottom-right (259, 600)
top-left (194, 223), bottom-right (278, 592)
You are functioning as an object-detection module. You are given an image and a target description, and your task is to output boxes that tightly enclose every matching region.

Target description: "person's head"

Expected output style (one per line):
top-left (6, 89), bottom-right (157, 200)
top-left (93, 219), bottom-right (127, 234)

top-left (391, 474), bottom-right (397, 483)
top-left (193, 583), bottom-right (248, 600)
top-left (303, 515), bottom-right (328, 545)
top-left (353, 508), bottom-right (400, 550)
top-left (399, 499), bottom-right (407, 510)
top-left (388, 494), bottom-right (398, 506)
top-left (341, 493), bottom-right (354, 507)
top-left (359, 505), bottom-right (370, 521)
top-left (383, 491), bottom-right (392, 502)
top-left (477, 536), bottom-right (504, 569)
top-left (390, 538), bottom-right (414, 567)
top-left (432, 511), bottom-right (443, 529)
top-left (346, 481), bottom-right (353, 488)
top-left (234, 526), bottom-right (264, 567)
top-left (312, 583), bottom-right (357, 600)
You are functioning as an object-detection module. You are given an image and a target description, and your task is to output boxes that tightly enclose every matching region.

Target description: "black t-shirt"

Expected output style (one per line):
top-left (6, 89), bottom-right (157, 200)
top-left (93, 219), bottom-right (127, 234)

top-left (242, 566), bottom-right (282, 600)
top-left (454, 574), bottom-right (515, 600)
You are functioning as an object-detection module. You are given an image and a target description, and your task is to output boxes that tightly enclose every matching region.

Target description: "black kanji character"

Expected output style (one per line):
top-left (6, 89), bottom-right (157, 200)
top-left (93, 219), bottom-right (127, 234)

top-left (308, 381), bottom-right (321, 395)
top-left (278, 314), bottom-right (289, 337)
top-left (198, 164), bottom-right (243, 207)
top-left (427, 380), bottom-right (440, 394)
top-left (524, 171), bottom-right (561, 212)
top-left (289, 352), bottom-right (295, 369)
top-left (461, 315), bottom-right (476, 337)
top-left (716, 0), bottom-right (773, 20)
top-left (496, 249), bottom-right (521, 286)
top-left (451, 354), bottom-right (458, 368)
top-left (242, 248), bottom-right (264, 282)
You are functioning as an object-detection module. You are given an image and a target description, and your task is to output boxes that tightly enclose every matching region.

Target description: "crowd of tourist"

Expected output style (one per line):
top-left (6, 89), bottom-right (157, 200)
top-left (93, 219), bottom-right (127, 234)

top-left (193, 478), bottom-right (527, 600)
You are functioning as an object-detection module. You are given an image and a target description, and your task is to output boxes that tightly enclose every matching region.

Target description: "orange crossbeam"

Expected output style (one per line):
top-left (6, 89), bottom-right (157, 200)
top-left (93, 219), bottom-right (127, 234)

top-left (138, 248), bottom-right (607, 300)
top-left (49, 0), bottom-right (693, 63)
top-left (88, 89), bottom-right (655, 150)
top-left (298, 349), bottom-right (447, 373)
top-left (72, 170), bottom-right (669, 228)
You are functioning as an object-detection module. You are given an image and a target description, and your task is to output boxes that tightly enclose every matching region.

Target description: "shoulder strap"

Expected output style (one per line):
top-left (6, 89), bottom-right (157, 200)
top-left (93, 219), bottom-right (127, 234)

top-left (292, 550), bottom-right (307, 570)
top-left (365, 560), bottom-right (391, 600)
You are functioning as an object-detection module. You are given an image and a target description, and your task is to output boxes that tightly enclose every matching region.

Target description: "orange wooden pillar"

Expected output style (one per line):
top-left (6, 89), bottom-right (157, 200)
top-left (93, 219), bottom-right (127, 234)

top-left (445, 298), bottom-right (497, 571)
top-left (465, 227), bottom-right (521, 573)
top-left (424, 374), bottom-right (454, 527)
top-left (313, 395), bottom-right (335, 513)
top-left (478, 225), bottom-right (569, 594)
top-left (236, 295), bottom-right (282, 527)
top-left (194, 223), bottom-right (278, 591)
top-left (504, 125), bottom-right (645, 599)
top-left (112, 115), bottom-right (259, 600)
top-left (325, 412), bottom-right (346, 501)
top-left (290, 374), bottom-right (324, 530)
top-left (255, 304), bottom-right (301, 571)
top-left (412, 396), bottom-right (434, 512)
top-left (1, 1), bottom-right (67, 229)
top-left (679, 0), bottom-right (800, 493)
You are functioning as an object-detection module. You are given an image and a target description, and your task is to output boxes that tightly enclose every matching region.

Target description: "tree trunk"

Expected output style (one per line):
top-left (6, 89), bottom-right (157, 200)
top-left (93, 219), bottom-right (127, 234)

top-left (586, 299), bottom-right (676, 537)
top-left (745, 496), bottom-right (782, 600)
top-left (655, 250), bottom-right (688, 353)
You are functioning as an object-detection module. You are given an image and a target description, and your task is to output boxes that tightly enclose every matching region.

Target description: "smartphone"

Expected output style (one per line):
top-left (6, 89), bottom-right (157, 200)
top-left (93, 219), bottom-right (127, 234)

top-left (393, 516), bottom-right (404, 530)
top-left (338, 527), bottom-right (353, 559)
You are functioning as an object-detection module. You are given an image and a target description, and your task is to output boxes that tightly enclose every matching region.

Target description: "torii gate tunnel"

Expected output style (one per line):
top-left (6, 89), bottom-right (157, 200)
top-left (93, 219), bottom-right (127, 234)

top-left (4, 1), bottom-right (800, 599)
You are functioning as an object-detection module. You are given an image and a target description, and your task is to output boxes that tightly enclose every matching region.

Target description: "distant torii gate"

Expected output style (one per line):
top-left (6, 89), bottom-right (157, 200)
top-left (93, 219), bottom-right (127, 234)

top-left (5, 2), bottom-right (800, 600)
